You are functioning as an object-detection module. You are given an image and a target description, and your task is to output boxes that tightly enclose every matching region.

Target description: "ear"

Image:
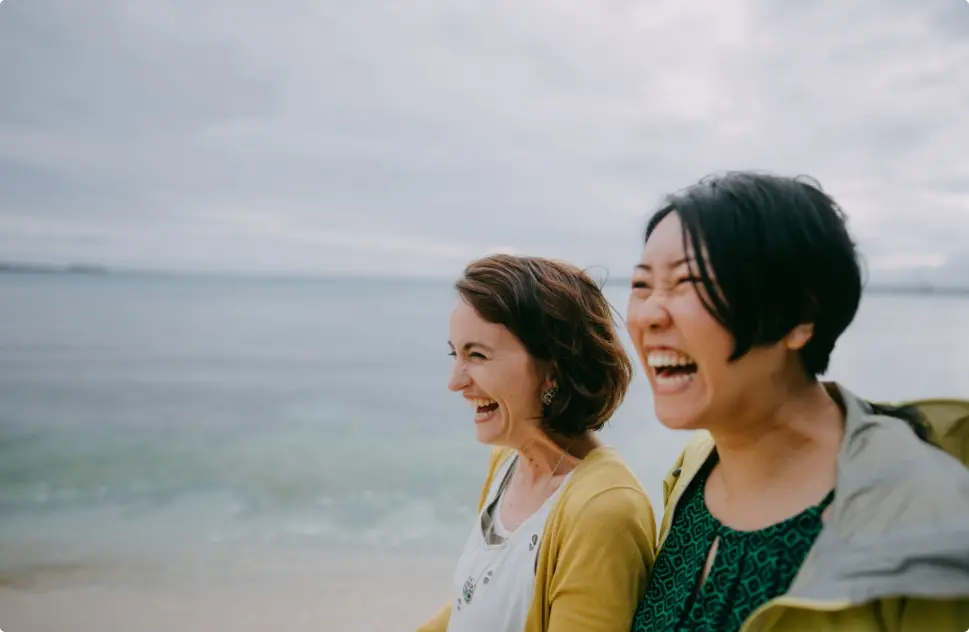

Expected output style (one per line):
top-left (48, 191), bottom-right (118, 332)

top-left (784, 322), bottom-right (815, 351)
top-left (536, 360), bottom-right (557, 390)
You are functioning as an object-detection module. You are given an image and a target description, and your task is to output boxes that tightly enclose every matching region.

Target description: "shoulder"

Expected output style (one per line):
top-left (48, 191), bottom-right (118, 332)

top-left (845, 405), bottom-right (969, 499)
top-left (830, 383), bottom-right (969, 510)
top-left (829, 394), bottom-right (969, 561)
top-left (837, 382), bottom-right (968, 484)
top-left (556, 447), bottom-right (655, 529)
top-left (569, 447), bottom-right (647, 494)
top-left (871, 420), bottom-right (969, 506)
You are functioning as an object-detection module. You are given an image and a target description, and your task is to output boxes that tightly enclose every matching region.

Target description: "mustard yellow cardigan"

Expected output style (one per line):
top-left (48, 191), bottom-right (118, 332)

top-left (418, 446), bottom-right (656, 632)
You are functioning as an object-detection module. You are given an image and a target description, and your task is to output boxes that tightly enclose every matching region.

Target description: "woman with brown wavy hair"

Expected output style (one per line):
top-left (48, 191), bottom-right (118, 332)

top-left (418, 254), bottom-right (656, 632)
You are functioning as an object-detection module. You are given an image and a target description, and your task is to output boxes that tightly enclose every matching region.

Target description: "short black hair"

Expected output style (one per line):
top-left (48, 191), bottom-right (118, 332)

top-left (646, 171), bottom-right (863, 376)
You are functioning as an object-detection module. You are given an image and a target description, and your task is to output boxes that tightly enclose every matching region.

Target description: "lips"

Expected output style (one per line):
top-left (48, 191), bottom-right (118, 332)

top-left (645, 348), bottom-right (697, 389)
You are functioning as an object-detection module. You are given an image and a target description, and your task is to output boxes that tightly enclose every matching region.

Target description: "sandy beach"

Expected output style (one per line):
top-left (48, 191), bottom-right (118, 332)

top-left (0, 548), bottom-right (456, 632)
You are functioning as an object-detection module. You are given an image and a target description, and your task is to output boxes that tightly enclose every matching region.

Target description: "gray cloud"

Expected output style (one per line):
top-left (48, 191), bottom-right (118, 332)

top-left (1, 0), bottom-right (967, 280)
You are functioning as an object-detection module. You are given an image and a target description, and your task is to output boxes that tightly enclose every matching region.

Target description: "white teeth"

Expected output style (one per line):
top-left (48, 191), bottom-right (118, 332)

top-left (467, 398), bottom-right (497, 409)
top-left (646, 350), bottom-right (695, 368)
top-left (655, 372), bottom-right (695, 386)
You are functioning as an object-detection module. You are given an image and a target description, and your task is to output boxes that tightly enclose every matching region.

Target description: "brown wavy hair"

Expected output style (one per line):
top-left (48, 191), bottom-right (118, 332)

top-left (455, 254), bottom-right (633, 437)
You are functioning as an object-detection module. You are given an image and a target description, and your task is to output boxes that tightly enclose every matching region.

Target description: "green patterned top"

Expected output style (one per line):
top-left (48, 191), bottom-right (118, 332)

top-left (631, 456), bottom-right (834, 632)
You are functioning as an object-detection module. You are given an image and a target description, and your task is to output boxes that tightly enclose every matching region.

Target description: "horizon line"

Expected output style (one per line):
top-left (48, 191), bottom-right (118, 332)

top-left (1, 261), bottom-right (967, 295)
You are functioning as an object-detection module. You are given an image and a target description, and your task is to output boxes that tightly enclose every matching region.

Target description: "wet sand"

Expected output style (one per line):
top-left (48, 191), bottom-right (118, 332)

top-left (0, 548), bottom-right (455, 632)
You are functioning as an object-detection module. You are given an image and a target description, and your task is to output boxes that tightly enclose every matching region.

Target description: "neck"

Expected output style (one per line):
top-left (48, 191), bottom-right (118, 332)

top-left (709, 380), bottom-right (844, 500)
top-left (513, 429), bottom-right (595, 484)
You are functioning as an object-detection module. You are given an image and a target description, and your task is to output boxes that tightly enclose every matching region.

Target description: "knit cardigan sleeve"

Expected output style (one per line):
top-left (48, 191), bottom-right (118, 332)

top-left (543, 484), bottom-right (656, 632)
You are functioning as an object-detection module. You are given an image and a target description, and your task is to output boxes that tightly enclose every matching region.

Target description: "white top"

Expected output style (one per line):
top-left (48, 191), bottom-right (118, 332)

top-left (446, 456), bottom-right (572, 632)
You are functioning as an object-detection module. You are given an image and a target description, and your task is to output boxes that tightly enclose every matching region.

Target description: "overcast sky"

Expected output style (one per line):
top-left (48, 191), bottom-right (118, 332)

top-left (1, 0), bottom-right (967, 281)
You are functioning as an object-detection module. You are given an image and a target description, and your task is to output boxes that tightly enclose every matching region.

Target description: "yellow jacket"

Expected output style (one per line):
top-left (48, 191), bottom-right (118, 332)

top-left (656, 384), bottom-right (969, 632)
top-left (418, 446), bottom-right (656, 632)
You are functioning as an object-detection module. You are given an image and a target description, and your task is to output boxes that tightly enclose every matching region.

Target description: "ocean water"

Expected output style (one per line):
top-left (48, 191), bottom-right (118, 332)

top-left (1, 273), bottom-right (967, 575)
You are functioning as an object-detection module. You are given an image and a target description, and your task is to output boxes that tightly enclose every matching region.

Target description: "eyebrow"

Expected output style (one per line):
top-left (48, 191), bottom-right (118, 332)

top-left (635, 257), bottom-right (695, 273)
top-left (447, 341), bottom-right (495, 352)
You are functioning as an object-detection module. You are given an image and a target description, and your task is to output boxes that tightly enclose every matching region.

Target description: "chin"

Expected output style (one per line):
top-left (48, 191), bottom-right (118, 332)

top-left (474, 417), bottom-right (506, 446)
top-left (648, 373), bottom-right (711, 431)
top-left (653, 397), bottom-right (707, 431)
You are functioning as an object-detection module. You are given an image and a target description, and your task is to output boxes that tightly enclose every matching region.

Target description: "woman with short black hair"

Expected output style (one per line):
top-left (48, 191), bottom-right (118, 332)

top-left (626, 171), bottom-right (969, 632)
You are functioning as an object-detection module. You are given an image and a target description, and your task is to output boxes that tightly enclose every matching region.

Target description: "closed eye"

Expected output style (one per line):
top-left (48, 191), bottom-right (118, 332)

top-left (448, 349), bottom-right (487, 360)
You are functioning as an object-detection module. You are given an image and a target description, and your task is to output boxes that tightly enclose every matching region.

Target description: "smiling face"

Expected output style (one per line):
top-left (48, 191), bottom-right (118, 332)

top-left (626, 211), bottom-right (807, 431)
top-left (447, 298), bottom-right (548, 446)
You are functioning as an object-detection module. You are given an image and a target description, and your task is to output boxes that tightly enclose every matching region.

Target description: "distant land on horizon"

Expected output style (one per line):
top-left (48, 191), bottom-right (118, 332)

top-left (1, 261), bottom-right (967, 296)
top-left (0, 261), bottom-right (109, 275)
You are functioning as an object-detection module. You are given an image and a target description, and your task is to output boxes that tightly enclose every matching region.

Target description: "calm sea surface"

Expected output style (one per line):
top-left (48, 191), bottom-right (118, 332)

top-left (1, 273), bottom-right (967, 573)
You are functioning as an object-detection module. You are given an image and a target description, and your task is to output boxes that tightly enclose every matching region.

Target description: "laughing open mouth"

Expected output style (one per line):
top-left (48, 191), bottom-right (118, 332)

top-left (647, 349), bottom-right (697, 386)
top-left (468, 397), bottom-right (499, 415)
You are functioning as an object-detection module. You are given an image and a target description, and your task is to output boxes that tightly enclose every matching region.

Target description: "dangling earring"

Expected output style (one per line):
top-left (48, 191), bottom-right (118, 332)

top-left (542, 385), bottom-right (558, 406)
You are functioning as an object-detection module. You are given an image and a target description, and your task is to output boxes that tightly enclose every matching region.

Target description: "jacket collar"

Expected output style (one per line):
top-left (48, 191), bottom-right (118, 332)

top-left (659, 382), bottom-right (969, 603)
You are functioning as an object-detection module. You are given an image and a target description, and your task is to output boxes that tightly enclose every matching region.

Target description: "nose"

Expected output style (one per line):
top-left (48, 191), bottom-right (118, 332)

top-left (627, 291), bottom-right (672, 333)
top-left (448, 359), bottom-right (470, 392)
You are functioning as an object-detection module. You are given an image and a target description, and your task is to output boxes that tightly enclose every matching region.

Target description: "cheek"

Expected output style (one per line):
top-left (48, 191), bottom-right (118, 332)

top-left (505, 371), bottom-right (540, 407)
top-left (507, 370), bottom-right (544, 413)
top-left (671, 297), bottom-right (734, 361)
top-left (471, 363), bottom-right (538, 406)
top-left (464, 365), bottom-right (491, 394)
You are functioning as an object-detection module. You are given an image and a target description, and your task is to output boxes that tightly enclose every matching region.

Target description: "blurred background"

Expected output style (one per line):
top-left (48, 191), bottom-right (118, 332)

top-left (1, 1), bottom-right (968, 630)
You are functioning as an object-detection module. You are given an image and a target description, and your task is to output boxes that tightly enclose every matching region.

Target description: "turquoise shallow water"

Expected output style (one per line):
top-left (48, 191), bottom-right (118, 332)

top-left (1, 273), bottom-right (967, 569)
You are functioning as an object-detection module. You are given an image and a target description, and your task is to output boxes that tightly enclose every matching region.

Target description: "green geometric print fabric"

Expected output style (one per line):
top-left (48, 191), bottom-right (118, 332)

top-left (631, 457), bottom-right (834, 632)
